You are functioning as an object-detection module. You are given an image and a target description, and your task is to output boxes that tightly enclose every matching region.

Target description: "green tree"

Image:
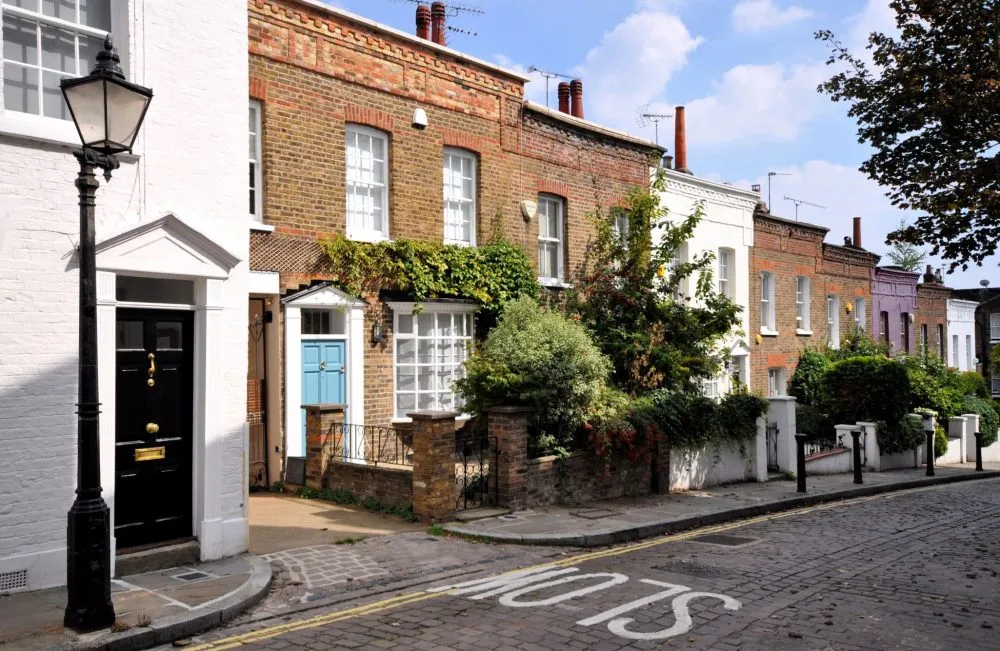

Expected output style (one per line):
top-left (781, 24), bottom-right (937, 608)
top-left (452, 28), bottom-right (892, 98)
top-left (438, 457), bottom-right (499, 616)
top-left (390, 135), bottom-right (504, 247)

top-left (885, 219), bottom-right (925, 271)
top-left (569, 170), bottom-right (742, 395)
top-left (815, 0), bottom-right (1000, 271)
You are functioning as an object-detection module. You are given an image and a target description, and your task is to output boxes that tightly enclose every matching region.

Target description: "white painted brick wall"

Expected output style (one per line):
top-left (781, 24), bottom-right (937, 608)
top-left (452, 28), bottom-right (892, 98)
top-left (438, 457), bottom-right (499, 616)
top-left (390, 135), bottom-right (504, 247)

top-left (0, 0), bottom-right (248, 590)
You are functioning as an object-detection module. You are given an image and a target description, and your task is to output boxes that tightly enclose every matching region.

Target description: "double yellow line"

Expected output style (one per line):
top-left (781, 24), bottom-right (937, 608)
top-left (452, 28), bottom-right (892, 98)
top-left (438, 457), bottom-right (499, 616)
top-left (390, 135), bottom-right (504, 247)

top-left (188, 492), bottom-right (886, 649)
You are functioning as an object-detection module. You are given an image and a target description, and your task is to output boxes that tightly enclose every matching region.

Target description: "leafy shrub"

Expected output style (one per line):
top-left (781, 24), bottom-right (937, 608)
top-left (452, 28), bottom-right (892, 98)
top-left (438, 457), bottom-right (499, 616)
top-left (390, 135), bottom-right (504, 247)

top-left (456, 297), bottom-right (611, 451)
top-left (954, 371), bottom-right (989, 399)
top-left (824, 356), bottom-right (911, 425)
top-left (934, 425), bottom-right (948, 458)
top-left (877, 415), bottom-right (925, 455)
top-left (796, 403), bottom-right (834, 439)
top-left (900, 355), bottom-right (962, 421)
top-left (789, 350), bottom-right (832, 407)
top-left (961, 395), bottom-right (999, 446)
top-left (827, 331), bottom-right (890, 361)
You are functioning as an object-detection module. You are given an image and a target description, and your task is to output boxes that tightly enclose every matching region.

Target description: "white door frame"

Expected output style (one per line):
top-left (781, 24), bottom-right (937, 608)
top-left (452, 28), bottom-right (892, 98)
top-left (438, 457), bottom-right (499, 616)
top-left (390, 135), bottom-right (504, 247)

top-left (282, 284), bottom-right (366, 458)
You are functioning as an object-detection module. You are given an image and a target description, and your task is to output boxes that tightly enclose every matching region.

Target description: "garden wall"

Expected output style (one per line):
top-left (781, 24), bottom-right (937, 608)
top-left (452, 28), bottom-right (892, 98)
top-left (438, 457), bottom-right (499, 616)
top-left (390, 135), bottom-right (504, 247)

top-left (324, 460), bottom-right (414, 510)
top-left (805, 449), bottom-right (852, 475)
top-left (668, 440), bottom-right (757, 491)
top-left (525, 452), bottom-right (651, 507)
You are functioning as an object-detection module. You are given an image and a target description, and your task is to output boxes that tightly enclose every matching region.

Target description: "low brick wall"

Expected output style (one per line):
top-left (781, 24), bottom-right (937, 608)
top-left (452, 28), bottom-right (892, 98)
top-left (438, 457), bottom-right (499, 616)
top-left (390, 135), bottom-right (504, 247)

top-left (526, 452), bottom-right (651, 507)
top-left (323, 460), bottom-right (413, 509)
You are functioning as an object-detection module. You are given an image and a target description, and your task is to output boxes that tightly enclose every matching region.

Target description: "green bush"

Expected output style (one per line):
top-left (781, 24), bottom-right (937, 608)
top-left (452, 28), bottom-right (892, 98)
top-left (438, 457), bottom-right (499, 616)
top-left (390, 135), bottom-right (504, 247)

top-left (934, 425), bottom-right (948, 458)
top-left (824, 356), bottom-right (911, 425)
top-left (796, 403), bottom-right (834, 439)
top-left (456, 297), bottom-right (611, 451)
top-left (789, 350), bottom-right (832, 408)
top-left (901, 355), bottom-right (962, 421)
top-left (954, 371), bottom-right (989, 399)
top-left (827, 331), bottom-right (890, 361)
top-left (961, 395), bottom-right (999, 446)
top-left (877, 415), bottom-right (925, 455)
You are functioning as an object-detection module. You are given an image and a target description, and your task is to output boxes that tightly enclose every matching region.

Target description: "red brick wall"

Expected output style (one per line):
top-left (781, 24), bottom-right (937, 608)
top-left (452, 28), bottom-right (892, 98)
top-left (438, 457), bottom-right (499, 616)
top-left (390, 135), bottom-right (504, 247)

top-left (916, 283), bottom-right (950, 360)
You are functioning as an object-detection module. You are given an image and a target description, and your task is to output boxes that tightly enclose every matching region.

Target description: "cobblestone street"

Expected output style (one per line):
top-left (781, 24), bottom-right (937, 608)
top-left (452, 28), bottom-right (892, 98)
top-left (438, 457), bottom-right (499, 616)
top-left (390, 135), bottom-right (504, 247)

top-left (186, 479), bottom-right (1000, 650)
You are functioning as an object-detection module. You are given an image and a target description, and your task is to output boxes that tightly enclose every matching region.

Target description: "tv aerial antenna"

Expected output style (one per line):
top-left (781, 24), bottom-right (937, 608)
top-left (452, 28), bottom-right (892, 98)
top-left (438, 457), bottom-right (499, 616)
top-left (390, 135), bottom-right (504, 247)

top-left (767, 171), bottom-right (791, 210)
top-left (636, 104), bottom-right (672, 146)
top-left (783, 195), bottom-right (826, 221)
top-left (527, 66), bottom-right (572, 108)
top-left (388, 0), bottom-right (484, 42)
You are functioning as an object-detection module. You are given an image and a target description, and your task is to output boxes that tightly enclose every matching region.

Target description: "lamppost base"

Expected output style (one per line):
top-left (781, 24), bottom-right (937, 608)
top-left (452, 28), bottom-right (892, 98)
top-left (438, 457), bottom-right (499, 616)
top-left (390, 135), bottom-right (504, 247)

top-left (64, 496), bottom-right (115, 632)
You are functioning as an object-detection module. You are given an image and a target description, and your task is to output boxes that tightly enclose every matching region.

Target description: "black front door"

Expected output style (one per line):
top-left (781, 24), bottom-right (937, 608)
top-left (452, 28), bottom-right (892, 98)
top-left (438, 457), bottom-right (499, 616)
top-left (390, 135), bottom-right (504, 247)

top-left (115, 309), bottom-right (194, 550)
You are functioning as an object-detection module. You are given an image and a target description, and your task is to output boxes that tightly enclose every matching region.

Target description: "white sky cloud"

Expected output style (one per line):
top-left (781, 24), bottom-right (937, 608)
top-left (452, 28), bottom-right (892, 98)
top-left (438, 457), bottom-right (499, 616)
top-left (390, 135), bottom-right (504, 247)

top-left (731, 0), bottom-right (813, 33)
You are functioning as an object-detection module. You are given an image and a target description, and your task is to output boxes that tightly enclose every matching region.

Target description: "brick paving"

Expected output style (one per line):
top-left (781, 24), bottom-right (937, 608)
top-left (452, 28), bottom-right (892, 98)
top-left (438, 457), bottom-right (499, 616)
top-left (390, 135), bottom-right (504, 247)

top-left (185, 478), bottom-right (1000, 650)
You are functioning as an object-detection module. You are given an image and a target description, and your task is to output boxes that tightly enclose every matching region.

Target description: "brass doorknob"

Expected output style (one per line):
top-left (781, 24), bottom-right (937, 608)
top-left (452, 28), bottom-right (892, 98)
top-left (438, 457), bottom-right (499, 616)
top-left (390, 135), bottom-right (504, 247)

top-left (146, 422), bottom-right (159, 434)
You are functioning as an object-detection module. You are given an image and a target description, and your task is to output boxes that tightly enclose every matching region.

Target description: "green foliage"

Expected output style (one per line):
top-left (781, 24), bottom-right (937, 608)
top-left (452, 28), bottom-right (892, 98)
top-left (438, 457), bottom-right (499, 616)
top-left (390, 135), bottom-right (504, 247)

top-left (876, 415), bottom-right (925, 456)
top-left (961, 395), bottom-right (999, 446)
top-left (954, 371), bottom-right (989, 399)
top-left (269, 481), bottom-right (286, 493)
top-left (826, 330), bottom-right (890, 361)
top-left (900, 355), bottom-right (962, 422)
top-left (455, 297), bottom-right (611, 451)
top-left (569, 171), bottom-right (742, 394)
top-left (934, 425), bottom-right (948, 459)
top-left (824, 356), bottom-right (911, 425)
top-left (789, 350), bottom-right (832, 407)
top-left (427, 524), bottom-right (445, 536)
top-left (796, 403), bottom-right (834, 439)
top-left (296, 486), bottom-right (417, 522)
top-left (296, 486), bottom-right (318, 499)
top-left (816, 4), bottom-right (1000, 270)
top-left (319, 234), bottom-right (538, 322)
top-left (885, 219), bottom-right (926, 271)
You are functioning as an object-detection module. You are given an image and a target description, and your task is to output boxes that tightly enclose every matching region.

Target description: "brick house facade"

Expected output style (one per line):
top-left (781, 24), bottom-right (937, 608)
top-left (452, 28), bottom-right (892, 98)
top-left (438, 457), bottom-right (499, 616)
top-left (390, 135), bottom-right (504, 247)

top-left (749, 208), bottom-right (879, 395)
top-left (244, 0), bottom-right (660, 476)
top-left (915, 265), bottom-right (951, 361)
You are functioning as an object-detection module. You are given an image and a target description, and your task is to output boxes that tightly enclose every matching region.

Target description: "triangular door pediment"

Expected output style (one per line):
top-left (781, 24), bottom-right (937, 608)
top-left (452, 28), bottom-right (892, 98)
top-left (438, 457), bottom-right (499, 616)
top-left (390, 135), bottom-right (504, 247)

top-left (97, 213), bottom-right (240, 279)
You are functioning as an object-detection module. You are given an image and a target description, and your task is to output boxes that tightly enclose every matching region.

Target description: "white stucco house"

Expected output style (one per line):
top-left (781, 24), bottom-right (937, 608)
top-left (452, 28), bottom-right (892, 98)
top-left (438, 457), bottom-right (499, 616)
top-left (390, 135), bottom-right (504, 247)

top-left (947, 298), bottom-right (978, 372)
top-left (657, 166), bottom-right (759, 396)
top-left (0, 0), bottom-right (249, 591)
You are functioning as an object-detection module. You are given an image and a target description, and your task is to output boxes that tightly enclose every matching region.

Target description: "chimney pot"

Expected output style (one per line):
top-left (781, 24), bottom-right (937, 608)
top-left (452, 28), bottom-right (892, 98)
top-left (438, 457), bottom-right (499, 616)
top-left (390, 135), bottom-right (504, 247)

top-left (569, 79), bottom-right (584, 119)
top-left (430, 1), bottom-right (446, 45)
top-left (557, 82), bottom-right (570, 114)
top-left (674, 106), bottom-right (690, 174)
top-left (852, 216), bottom-right (862, 249)
top-left (416, 4), bottom-right (431, 40)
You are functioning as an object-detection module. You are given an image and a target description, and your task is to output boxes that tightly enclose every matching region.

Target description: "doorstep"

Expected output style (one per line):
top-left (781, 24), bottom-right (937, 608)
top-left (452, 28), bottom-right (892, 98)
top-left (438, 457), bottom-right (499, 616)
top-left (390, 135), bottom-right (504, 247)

top-left (0, 554), bottom-right (271, 651)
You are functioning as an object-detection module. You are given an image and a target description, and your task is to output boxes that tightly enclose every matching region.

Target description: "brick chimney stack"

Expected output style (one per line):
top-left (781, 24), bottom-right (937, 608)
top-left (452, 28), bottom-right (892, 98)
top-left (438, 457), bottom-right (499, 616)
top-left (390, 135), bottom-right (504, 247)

top-left (416, 4), bottom-right (431, 40)
top-left (674, 106), bottom-right (690, 174)
top-left (853, 216), bottom-right (862, 249)
top-left (570, 79), bottom-right (584, 119)
top-left (557, 82), bottom-right (570, 114)
top-left (430, 2), bottom-right (446, 45)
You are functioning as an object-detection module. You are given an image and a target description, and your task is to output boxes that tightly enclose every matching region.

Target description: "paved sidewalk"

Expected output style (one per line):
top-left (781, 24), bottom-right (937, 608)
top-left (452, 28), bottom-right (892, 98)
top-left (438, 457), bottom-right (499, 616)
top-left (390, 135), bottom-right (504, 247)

top-left (0, 555), bottom-right (270, 651)
top-left (445, 464), bottom-right (1000, 546)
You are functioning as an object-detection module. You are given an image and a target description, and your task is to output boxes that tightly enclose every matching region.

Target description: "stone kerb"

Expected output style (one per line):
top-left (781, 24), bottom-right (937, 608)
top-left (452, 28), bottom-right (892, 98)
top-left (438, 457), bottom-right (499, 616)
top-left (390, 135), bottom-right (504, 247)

top-left (304, 404), bottom-right (345, 489)
top-left (487, 406), bottom-right (530, 510)
top-left (409, 411), bottom-right (458, 522)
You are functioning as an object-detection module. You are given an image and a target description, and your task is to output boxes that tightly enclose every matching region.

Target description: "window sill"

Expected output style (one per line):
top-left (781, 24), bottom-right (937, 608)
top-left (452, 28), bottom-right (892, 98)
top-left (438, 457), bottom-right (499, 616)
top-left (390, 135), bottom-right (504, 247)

top-left (539, 278), bottom-right (573, 289)
top-left (250, 222), bottom-right (275, 232)
top-left (795, 329), bottom-right (813, 336)
top-left (347, 232), bottom-right (389, 244)
top-left (392, 414), bottom-right (472, 425)
top-left (759, 328), bottom-right (779, 337)
top-left (444, 239), bottom-right (475, 247)
top-left (0, 111), bottom-right (80, 148)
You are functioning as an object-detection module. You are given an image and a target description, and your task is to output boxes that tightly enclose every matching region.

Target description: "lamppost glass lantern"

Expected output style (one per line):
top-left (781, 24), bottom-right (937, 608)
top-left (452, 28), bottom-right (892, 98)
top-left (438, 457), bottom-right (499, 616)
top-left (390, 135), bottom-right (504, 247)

top-left (60, 36), bottom-right (153, 156)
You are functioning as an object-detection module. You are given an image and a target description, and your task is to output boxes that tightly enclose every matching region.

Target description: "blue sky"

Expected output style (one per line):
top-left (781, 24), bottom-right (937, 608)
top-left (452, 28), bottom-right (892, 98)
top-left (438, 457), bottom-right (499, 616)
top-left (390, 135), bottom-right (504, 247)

top-left (327, 0), bottom-right (997, 288)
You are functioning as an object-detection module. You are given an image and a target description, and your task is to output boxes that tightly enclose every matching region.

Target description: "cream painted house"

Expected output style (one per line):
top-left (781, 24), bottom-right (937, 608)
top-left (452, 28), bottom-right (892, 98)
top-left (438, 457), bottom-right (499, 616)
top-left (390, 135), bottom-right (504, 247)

top-left (657, 167), bottom-right (759, 396)
top-left (0, 0), bottom-right (249, 591)
top-left (947, 298), bottom-right (978, 372)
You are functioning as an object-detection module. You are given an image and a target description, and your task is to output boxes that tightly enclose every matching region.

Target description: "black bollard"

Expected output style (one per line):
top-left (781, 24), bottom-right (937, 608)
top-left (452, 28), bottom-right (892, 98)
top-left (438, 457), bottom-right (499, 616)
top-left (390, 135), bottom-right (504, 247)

top-left (795, 434), bottom-right (807, 493)
top-left (851, 429), bottom-right (863, 485)
top-left (975, 431), bottom-right (984, 472)
top-left (925, 429), bottom-right (935, 477)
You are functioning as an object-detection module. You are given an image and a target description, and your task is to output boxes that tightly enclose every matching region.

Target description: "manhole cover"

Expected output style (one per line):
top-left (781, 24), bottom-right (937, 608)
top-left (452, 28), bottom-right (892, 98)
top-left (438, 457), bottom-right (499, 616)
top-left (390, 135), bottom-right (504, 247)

top-left (173, 571), bottom-right (211, 582)
top-left (652, 561), bottom-right (732, 579)
top-left (690, 533), bottom-right (759, 547)
top-left (570, 509), bottom-right (619, 520)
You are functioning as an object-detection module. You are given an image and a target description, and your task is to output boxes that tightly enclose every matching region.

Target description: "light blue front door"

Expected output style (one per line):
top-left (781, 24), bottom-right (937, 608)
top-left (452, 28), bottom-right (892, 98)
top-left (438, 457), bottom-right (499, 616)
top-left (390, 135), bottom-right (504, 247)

top-left (301, 340), bottom-right (346, 451)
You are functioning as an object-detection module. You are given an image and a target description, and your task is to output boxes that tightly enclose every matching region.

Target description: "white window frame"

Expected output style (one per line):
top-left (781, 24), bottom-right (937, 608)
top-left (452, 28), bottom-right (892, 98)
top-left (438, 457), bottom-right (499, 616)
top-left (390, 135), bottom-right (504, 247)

top-left (768, 367), bottom-right (786, 397)
top-left (854, 297), bottom-right (866, 332)
top-left (760, 272), bottom-right (776, 334)
top-left (702, 375), bottom-right (719, 399)
top-left (345, 124), bottom-right (389, 242)
top-left (991, 313), bottom-right (1000, 342)
top-left (952, 334), bottom-right (959, 368)
top-left (827, 295), bottom-right (840, 348)
top-left (967, 334), bottom-right (973, 370)
top-left (992, 372), bottom-right (1000, 397)
top-left (443, 147), bottom-right (476, 246)
top-left (718, 248), bottom-right (733, 298)
top-left (919, 323), bottom-right (928, 354)
top-left (0, 0), bottom-right (130, 146)
top-left (390, 302), bottom-right (476, 421)
top-left (249, 100), bottom-right (263, 222)
top-left (795, 276), bottom-right (810, 333)
top-left (537, 194), bottom-right (565, 285)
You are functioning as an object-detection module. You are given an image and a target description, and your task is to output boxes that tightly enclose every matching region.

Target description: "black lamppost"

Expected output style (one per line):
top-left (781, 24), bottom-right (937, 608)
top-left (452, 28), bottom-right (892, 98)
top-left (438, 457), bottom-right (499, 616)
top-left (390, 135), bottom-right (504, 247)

top-left (60, 36), bottom-right (153, 633)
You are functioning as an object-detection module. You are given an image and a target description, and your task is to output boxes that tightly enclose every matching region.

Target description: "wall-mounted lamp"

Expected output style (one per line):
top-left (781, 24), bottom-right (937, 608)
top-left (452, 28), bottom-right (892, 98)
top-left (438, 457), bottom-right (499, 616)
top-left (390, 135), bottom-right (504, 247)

top-left (844, 303), bottom-right (853, 314)
top-left (372, 320), bottom-right (386, 344)
top-left (909, 313), bottom-right (915, 323)
top-left (412, 108), bottom-right (428, 130)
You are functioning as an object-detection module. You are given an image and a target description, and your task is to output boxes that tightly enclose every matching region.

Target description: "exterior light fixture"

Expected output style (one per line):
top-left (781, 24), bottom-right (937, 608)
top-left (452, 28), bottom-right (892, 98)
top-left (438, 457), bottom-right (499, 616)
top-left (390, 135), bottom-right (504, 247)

top-left (372, 319), bottom-right (386, 344)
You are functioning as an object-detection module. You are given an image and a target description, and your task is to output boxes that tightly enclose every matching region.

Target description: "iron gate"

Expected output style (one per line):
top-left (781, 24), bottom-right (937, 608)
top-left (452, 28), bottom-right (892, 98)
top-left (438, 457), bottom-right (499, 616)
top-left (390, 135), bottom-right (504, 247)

top-left (766, 422), bottom-right (779, 471)
top-left (247, 310), bottom-right (268, 491)
top-left (454, 433), bottom-right (500, 511)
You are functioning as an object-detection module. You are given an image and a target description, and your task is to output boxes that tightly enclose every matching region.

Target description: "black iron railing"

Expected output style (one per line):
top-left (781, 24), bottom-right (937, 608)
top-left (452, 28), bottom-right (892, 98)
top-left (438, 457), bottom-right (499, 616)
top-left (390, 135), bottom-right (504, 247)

top-left (331, 423), bottom-right (414, 467)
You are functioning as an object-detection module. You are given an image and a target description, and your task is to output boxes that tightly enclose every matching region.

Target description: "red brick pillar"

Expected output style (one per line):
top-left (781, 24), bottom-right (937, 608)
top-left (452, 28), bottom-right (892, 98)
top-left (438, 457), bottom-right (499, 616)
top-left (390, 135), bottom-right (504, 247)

top-left (410, 411), bottom-right (457, 522)
top-left (487, 406), bottom-right (530, 510)
top-left (305, 404), bottom-right (345, 489)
